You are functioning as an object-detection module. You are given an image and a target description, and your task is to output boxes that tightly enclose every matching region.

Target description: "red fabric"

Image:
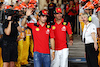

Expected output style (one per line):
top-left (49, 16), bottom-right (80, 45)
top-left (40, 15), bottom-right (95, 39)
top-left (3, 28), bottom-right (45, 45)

top-left (46, 0), bottom-right (49, 3)
top-left (56, 8), bottom-right (62, 13)
top-left (66, 4), bottom-right (76, 16)
top-left (52, 18), bottom-right (72, 50)
top-left (75, 2), bottom-right (79, 15)
top-left (27, 22), bottom-right (54, 54)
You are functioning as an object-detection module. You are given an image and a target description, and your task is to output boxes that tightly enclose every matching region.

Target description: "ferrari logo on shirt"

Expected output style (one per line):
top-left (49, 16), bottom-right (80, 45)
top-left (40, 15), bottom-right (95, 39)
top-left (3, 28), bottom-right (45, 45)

top-left (36, 28), bottom-right (40, 31)
top-left (62, 26), bottom-right (66, 31)
top-left (44, 11), bottom-right (47, 13)
top-left (52, 26), bottom-right (56, 30)
top-left (58, 9), bottom-right (60, 11)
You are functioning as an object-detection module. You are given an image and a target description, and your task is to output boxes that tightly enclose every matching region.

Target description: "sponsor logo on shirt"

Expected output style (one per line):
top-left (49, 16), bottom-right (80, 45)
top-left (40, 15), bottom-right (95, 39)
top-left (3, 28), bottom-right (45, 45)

top-left (46, 29), bottom-right (50, 34)
top-left (36, 28), bottom-right (40, 31)
top-left (61, 26), bottom-right (66, 31)
top-left (52, 26), bottom-right (56, 30)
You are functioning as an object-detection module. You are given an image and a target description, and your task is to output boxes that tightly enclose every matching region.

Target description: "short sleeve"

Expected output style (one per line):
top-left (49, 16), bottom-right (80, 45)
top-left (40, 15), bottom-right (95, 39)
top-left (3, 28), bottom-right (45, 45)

top-left (66, 22), bottom-right (72, 35)
top-left (27, 23), bottom-right (34, 29)
top-left (66, 5), bottom-right (69, 11)
top-left (90, 24), bottom-right (97, 34)
top-left (50, 28), bottom-right (55, 38)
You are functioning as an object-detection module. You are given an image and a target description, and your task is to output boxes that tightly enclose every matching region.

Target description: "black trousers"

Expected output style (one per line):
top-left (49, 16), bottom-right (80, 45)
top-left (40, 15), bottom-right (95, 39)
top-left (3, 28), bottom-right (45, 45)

top-left (2, 40), bottom-right (18, 62)
top-left (67, 15), bottom-right (75, 33)
top-left (85, 43), bottom-right (99, 67)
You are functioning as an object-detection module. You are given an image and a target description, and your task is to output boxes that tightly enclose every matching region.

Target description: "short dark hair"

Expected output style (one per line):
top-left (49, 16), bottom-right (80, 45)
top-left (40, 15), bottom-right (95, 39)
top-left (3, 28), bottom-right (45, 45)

top-left (51, 0), bottom-right (54, 1)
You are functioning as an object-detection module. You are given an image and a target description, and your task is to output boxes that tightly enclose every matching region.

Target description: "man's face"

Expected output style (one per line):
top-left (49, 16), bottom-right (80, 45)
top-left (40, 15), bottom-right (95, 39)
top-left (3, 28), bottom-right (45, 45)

top-left (70, 1), bottom-right (74, 5)
top-left (84, 9), bottom-right (90, 14)
top-left (74, 0), bottom-right (78, 3)
top-left (39, 15), bottom-right (47, 23)
top-left (94, 4), bottom-right (98, 9)
top-left (54, 13), bottom-right (62, 20)
top-left (81, 15), bottom-right (88, 23)
top-left (81, 2), bottom-right (85, 6)
top-left (23, 8), bottom-right (27, 12)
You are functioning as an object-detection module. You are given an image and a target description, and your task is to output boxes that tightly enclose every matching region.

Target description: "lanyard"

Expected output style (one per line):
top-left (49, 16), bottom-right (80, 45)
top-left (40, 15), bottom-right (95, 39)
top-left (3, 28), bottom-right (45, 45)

top-left (84, 24), bottom-right (91, 39)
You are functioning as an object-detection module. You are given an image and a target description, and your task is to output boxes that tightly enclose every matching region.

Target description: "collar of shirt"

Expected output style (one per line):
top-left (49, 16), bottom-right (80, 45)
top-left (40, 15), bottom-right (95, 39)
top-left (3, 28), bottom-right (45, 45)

top-left (85, 23), bottom-right (91, 28)
top-left (54, 18), bottom-right (64, 25)
top-left (37, 21), bottom-right (47, 27)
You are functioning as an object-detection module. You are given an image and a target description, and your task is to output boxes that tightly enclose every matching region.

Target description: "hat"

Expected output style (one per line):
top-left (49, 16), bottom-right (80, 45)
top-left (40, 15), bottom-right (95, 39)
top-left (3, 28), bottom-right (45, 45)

top-left (5, 5), bottom-right (12, 9)
top-left (14, 6), bottom-right (21, 11)
top-left (54, 8), bottom-right (62, 14)
top-left (83, 1), bottom-right (94, 9)
top-left (29, 0), bottom-right (37, 4)
top-left (81, 0), bottom-right (86, 2)
top-left (93, 0), bottom-right (99, 5)
top-left (38, 10), bottom-right (48, 16)
top-left (19, 2), bottom-right (27, 9)
top-left (96, 7), bottom-right (100, 12)
top-left (28, 3), bottom-right (35, 8)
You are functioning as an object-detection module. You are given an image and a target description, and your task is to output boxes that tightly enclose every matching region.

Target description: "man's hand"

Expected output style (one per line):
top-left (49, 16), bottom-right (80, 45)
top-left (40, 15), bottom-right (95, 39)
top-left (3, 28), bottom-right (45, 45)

top-left (69, 5), bottom-right (72, 10)
top-left (94, 43), bottom-right (98, 51)
top-left (7, 16), bottom-right (12, 20)
top-left (69, 40), bottom-right (73, 46)
top-left (51, 52), bottom-right (55, 61)
top-left (26, 9), bottom-right (33, 16)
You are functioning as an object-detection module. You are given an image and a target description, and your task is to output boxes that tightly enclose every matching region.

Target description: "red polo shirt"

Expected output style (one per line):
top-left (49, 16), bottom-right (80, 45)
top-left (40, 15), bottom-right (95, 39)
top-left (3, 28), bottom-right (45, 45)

top-left (52, 18), bottom-right (72, 50)
top-left (66, 4), bottom-right (76, 16)
top-left (27, 22), bottom-right (54, 54)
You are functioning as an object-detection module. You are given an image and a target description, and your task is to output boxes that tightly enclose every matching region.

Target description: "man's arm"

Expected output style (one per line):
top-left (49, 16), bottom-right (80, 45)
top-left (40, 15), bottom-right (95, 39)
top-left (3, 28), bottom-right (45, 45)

top-left (66, 22), bottom-right (73, 46)
top-left (50, 38), bottom-right (55, 61)
top-left (91, 32), bottom-right (98, 51)
top-left (69, 34), bottom-right (73, 46)
top-left (21, 9), bottom-right (33, 27)
top-left (21, 16), bottom-right (28, 27)
top-left (66, 5), bottom-right (72, 13)
top-left (4, 16), bottom-right (12, 35)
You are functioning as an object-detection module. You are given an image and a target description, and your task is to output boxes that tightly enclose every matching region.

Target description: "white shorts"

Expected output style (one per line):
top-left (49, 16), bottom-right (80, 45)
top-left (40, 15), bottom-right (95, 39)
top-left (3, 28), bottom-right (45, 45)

top-left (50, 48), bottom-right (69, 67)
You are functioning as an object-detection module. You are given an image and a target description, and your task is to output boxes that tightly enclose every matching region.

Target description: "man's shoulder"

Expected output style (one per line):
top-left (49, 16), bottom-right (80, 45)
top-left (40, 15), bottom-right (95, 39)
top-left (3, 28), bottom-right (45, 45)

top-left (90, 23), bottom-right (96, 28)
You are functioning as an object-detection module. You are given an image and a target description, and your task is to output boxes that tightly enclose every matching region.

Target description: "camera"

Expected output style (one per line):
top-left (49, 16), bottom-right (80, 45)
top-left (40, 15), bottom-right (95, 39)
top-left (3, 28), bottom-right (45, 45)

top-left (5, 9), bottom-right (20, 22)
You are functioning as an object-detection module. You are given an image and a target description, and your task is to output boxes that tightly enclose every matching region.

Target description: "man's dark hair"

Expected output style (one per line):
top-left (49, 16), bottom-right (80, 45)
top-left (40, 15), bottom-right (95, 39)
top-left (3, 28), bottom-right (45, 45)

top-left (51, 0), bottom-right (54, 1)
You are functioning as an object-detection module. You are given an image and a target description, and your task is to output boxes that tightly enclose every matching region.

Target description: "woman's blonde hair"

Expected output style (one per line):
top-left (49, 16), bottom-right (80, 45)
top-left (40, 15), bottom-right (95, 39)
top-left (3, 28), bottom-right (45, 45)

top-left (81, 13), bottom-right (89, 18)
top-left (81, 13), bottom-right (92, 22)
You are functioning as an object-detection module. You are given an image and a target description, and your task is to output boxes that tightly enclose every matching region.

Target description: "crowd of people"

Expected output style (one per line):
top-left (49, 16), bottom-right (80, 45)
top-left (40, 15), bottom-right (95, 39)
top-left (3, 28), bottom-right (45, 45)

top-left (0, 0), bottom-right (73, 67)
top-left (0, 0), bottom-right (100, 67)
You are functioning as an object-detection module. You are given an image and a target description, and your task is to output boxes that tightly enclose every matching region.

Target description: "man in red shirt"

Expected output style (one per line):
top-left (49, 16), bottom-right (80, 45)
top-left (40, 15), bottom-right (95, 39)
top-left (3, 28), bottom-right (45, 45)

top-left (65, 0), bottom-right (76, 33)
top-left (50, 8), bottom-right (73, 67)
top-left (22, 9), bottom-right (55, 67)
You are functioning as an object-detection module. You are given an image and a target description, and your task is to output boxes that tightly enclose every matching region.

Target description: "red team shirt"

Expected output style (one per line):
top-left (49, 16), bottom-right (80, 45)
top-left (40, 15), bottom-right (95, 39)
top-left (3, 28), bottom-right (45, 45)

top-left (27, 22), bottom-right (54, 54)
top-left (66, 4), bottom-right (76, 16)
top-left (52, 18), bottom-right (72, 50)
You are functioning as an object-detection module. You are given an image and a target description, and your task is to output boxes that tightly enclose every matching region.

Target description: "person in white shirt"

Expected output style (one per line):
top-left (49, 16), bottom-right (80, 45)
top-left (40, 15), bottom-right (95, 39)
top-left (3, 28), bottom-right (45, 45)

top-left (82, 13), bottom-right (99, 67)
